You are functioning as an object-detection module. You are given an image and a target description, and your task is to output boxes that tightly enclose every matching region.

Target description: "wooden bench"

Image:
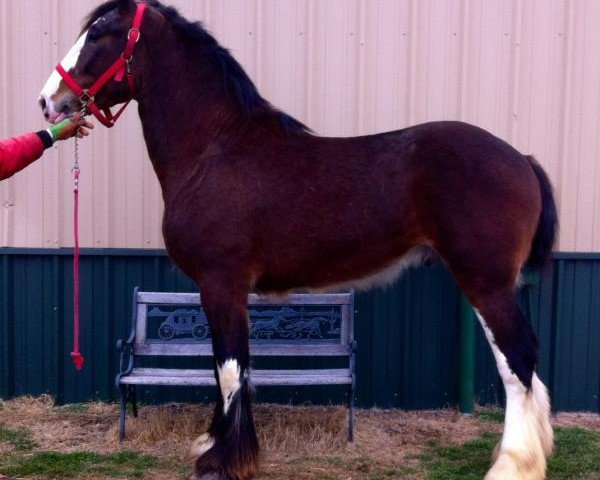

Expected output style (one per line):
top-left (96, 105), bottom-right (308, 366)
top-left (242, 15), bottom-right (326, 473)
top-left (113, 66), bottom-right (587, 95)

top-left (115, 288), bottom-right (356, 441)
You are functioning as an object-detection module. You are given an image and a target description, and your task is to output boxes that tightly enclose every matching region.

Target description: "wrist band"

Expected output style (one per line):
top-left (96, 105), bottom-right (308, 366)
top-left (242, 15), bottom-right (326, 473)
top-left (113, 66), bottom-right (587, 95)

top-left (48, 123), bottom-right (62, 142)
top-left (46, 128), bottom-right (57, 143)
top-left (48, 118), bottom-right (74, 142)
top-left (36, 130), bottom-right (54, 149)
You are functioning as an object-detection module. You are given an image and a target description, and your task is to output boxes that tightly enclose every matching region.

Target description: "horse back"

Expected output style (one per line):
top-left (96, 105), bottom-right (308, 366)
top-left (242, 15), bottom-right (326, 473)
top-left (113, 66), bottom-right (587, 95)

top-left (164, 120), bottom-right (542, 292)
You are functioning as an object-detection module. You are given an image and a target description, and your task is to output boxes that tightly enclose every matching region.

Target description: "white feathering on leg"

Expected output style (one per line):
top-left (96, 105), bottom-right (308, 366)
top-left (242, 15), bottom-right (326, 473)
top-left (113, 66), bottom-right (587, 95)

top-left (190, 433), bottom-right (215, 459)
top-left (475, 310), bottom-right (552, 480)
top-left (532, 373), bottom-right (553, 458)
top-left (217, 359), bottom-right (242, 415)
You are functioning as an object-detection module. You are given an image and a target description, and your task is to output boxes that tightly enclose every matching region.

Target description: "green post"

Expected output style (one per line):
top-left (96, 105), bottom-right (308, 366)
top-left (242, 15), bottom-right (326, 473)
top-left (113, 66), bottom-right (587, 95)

top-left (459, 293), bottom-right (476, 414)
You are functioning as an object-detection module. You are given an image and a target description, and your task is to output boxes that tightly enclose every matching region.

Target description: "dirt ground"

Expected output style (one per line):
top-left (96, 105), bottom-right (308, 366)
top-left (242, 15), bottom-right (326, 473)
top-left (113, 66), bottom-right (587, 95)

top-left (1, 396), bottom-right (599, 479)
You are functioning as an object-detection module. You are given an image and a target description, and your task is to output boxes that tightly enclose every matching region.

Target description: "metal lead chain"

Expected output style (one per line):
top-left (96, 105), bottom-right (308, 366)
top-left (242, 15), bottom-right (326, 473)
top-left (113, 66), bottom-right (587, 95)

top-left (72, 132), bottom-right (81, 192)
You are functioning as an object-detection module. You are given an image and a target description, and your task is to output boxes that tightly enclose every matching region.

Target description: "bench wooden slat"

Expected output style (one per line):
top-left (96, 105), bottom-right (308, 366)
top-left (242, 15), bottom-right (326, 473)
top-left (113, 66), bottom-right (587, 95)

top-left (137, 291), bottom-right (353, 306)
top-left (120, 367), bottom-right (353, 386)
top-left (133, 343), bottom-right (352, 357)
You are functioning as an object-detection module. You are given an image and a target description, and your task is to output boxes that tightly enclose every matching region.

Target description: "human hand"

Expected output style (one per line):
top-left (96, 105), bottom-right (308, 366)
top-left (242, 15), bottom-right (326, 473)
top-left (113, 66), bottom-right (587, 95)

top-left (49, 114), bottom-right (94, 141)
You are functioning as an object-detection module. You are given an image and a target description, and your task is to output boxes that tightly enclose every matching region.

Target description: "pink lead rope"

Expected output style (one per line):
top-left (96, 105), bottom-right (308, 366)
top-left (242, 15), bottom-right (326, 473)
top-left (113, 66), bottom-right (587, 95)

top-left (71, 136), bottom-right (85, 371)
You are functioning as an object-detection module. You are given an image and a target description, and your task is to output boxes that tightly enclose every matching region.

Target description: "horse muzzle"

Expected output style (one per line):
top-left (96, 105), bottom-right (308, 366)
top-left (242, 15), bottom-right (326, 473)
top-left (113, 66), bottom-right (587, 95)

top-left (39, 91), bottom-right (81, 124)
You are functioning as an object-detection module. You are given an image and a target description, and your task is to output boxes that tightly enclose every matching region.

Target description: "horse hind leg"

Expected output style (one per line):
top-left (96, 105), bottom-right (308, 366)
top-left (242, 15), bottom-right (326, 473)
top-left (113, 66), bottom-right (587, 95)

top-left (190, 279), bottom-right (259, 480)
top-left (473, 290), bottom-right (553, 480)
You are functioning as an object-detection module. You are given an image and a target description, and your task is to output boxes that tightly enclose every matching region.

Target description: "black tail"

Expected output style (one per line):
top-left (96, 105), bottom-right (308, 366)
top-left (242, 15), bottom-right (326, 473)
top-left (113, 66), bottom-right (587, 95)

top-left (525, 155), bottom-right (558, 269)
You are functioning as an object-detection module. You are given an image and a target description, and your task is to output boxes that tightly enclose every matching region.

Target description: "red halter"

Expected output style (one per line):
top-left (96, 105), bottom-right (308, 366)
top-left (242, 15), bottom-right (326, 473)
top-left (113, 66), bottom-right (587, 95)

top-left (56, 3), bottom-right (147, 127)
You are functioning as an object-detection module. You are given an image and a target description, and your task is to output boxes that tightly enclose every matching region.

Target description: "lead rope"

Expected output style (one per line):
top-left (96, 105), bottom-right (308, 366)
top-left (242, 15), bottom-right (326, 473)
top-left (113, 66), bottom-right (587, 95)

top-left (71, 133), bottom-right (85, 371)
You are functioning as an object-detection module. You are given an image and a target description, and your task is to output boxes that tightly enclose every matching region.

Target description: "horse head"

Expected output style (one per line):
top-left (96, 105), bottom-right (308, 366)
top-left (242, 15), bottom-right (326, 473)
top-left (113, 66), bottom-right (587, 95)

top-left (39, 0), bottom-right (157, 125)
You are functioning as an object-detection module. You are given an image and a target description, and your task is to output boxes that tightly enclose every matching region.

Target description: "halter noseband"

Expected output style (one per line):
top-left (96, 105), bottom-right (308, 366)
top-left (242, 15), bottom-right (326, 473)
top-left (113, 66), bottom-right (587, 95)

top-left (56, 2), bottom-right (147, 128)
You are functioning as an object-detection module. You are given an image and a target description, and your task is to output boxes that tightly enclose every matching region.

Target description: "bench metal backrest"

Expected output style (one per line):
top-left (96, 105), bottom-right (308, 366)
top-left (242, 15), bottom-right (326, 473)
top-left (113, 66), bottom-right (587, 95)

top-left (130, 291), bottom-right (354, 357)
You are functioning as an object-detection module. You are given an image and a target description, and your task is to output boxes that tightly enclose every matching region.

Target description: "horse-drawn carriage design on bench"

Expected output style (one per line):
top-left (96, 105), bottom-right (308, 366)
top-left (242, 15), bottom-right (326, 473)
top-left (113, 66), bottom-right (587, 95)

top-left (150, 308), bottom-right (209, 340)
top-left (149, 305), bottom-right (342, 342)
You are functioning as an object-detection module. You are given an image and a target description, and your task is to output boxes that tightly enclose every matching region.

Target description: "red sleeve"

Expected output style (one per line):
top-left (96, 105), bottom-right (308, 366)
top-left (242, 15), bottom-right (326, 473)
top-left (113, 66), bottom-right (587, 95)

top-left (0, 132), bottom-right (45, 180)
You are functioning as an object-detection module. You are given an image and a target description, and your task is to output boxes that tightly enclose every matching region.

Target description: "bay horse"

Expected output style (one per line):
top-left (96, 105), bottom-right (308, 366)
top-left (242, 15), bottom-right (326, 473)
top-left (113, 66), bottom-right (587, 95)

top-left (39, 1), bottom-right (557, 479)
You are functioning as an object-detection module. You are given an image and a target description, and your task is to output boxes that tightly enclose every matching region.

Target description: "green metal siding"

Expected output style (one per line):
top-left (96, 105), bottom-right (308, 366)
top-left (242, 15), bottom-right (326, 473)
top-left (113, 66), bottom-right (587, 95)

top-left (0, 249), bottom-right (599, 412)
top-left (551, 258), bottom-right (600, 411)
top-left (354, 266), bottom-right (460, 408)
top-left (475, 256), bottom-right (600, 412)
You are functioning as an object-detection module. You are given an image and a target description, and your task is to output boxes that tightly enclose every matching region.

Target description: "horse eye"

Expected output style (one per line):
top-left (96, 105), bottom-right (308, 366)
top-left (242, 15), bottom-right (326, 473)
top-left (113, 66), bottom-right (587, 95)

top-left (88, 28), bottom-right (101, 42)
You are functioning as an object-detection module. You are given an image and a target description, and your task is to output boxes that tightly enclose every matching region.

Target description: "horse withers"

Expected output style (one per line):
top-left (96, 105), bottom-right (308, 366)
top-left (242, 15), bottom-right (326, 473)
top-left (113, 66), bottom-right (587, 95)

top-left (39, 1), bottom-right (557, 479)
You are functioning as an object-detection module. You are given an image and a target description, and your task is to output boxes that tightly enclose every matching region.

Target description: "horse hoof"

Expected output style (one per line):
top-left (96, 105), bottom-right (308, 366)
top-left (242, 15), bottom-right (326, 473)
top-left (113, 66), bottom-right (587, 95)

top-left (189, 471), bottom-right (230, 480)
top-left (485, 450), bottom-right (546, 480)
top-left (190, 474), bottom-right (223, 480)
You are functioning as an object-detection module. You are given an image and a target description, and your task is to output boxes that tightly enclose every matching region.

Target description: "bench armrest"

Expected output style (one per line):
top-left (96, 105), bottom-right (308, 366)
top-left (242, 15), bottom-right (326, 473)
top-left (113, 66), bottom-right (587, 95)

top-left (116, 338), bottom-right (135, 377)
top-left (124, 286), bottom-right (140, 345)
top-left (115, 286), bottom-right (140, 382)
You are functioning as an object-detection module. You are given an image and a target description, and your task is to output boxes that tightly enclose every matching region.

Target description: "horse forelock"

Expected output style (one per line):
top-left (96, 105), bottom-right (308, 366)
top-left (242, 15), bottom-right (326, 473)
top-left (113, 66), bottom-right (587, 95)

top-left (81, 0), bottom-right (123, 34)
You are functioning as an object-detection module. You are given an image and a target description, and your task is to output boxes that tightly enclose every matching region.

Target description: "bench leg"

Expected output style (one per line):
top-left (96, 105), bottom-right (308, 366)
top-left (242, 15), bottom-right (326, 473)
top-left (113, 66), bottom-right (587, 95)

top-left (348, 384), bottom-right (355, 443)
top-left (129, 385), bottom-right (139, 418)
top-left (119, 385), bottom-right (127, 442)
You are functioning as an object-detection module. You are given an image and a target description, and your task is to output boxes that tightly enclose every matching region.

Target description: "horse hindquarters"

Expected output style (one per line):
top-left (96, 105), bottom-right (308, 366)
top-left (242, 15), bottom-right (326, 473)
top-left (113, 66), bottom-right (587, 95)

top-left (426, 150), bottom-right (555, 479)
top-left (438, 207), bottom-right (554, 478)
top-left (190, 278), bottom-right (259, 480)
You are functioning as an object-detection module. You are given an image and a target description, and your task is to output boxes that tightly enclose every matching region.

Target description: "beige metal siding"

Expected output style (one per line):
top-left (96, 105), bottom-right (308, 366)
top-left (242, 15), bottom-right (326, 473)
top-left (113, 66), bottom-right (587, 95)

top-left (1, 0), bottom-right (599, 251)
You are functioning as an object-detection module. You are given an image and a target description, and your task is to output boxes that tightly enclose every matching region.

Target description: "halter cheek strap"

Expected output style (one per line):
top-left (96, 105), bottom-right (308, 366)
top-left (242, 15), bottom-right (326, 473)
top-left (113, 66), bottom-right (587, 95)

top-left (56, 2), bottom-right (147, 128)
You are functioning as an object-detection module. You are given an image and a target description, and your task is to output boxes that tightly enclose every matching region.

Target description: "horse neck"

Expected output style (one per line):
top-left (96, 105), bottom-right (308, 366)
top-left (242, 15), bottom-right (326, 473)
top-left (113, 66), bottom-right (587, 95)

top-left (135, 45), bottom-right (248, 183)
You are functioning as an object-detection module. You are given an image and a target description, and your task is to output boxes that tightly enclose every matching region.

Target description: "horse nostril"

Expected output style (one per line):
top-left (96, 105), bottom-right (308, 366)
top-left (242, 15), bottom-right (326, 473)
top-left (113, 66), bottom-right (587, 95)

top-left (39, 96), bottom-right (47, 111)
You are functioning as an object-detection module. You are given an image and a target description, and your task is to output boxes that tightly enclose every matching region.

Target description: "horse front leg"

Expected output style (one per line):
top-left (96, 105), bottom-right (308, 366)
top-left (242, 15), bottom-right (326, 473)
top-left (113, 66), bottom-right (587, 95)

top-left (190, 280), bottom-right (259, 480)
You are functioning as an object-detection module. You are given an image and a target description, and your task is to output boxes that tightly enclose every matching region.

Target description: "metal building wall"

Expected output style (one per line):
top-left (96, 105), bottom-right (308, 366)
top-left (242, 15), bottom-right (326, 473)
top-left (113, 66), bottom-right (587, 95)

top-left (1, 0), bottom-right (600, 251)
top-left (1, 250), bottom-right (599, 412)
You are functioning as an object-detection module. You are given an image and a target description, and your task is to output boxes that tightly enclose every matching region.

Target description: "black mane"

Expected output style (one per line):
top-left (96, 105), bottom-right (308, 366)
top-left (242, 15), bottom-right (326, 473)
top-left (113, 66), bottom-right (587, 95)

top-left (83, 0), bottom-right (310, 134)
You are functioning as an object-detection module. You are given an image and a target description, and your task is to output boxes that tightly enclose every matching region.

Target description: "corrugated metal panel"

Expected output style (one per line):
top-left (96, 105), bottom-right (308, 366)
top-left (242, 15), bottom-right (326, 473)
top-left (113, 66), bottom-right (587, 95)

top-left (0, 250), bottom-right (462, 407)
top-left (1, 250), bottom-right (599, 411)
top-left (1, 0), bottom-right (600, 250)
top-left (355, 264), bottom-right (460, 408)
top-left (476, 255), bottom-right (600, 411)
top-left (551, 257), bottom-right (600, 411)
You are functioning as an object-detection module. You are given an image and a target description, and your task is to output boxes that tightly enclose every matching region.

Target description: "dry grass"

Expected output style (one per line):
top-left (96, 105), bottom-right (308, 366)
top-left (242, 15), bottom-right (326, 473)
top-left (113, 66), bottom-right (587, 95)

top-left (0, 396), bottom-right (599, 479)
top-left (552, 411), bottom-right (600, 432)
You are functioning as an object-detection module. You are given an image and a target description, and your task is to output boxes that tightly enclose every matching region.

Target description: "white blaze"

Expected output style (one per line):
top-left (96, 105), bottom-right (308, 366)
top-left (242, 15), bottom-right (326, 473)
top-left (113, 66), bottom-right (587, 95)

top-left (217, 359), bottom-right (242, 415)
top-left (40, 30), bottom-right (89, 100)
